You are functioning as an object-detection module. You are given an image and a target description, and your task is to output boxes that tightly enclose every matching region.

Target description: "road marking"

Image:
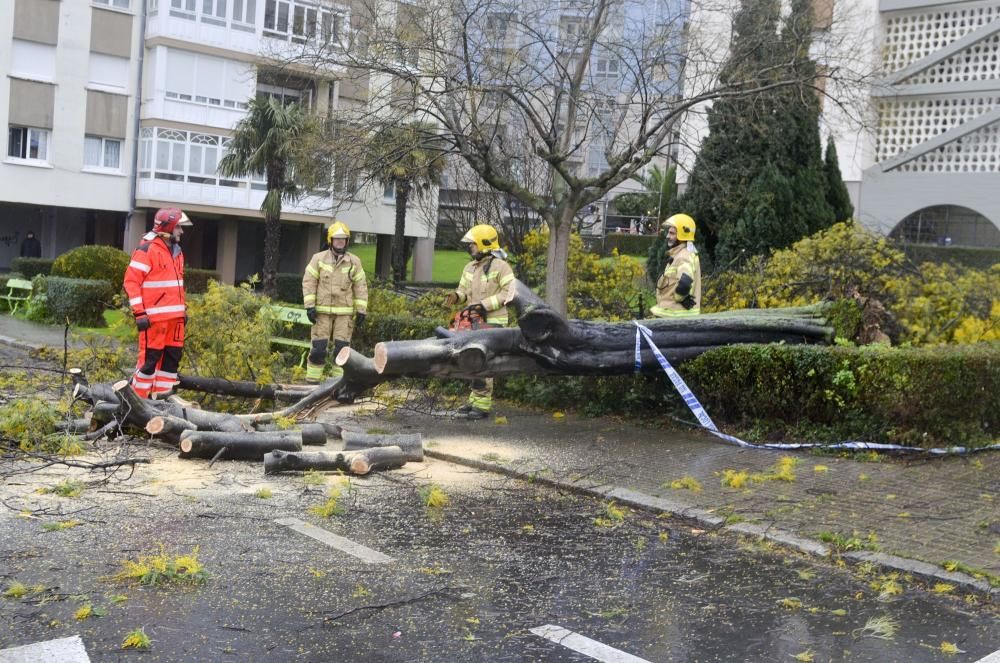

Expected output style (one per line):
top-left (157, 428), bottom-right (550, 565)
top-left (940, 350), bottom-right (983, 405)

top-left (275, 517), bottom-right (393, 564)
top-left (974, 649), bottom-right (1000, 663)
top-left (0, 635), bottom-right (90, 662)
top-left (530, 624), bottom-right (651, 663)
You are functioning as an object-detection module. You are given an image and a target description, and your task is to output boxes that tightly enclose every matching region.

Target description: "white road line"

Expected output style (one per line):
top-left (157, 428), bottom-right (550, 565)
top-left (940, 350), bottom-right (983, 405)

top-left (530, 624), bottom-right (652, 663)
top-left (275, 517), bottom-right (394, 564)
top-left (0, 635), bottom-right (90, 663)
top-left (974, 649), bottom-right (1000, 663)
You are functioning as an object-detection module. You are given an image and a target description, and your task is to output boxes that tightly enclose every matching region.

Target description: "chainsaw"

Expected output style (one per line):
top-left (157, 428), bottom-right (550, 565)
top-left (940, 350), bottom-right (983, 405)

top-left (449, 304), bottom-right (488, 332)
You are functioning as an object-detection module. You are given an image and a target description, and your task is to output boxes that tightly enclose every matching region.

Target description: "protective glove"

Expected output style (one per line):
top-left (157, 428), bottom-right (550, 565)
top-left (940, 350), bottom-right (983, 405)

top-left (135, 314), bottom-right (150, 332)
top-left (680, 295), bottom-right (697, 310)
top-left (306, 307), bottom-right (317, 324)
top-left (355, 313), bottom-right (366, 329)
top-left (444, 292), bottom-right (459, 307)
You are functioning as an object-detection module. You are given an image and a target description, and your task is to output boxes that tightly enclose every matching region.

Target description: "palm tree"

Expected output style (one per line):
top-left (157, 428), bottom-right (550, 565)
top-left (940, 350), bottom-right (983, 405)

top-left (365, 122), bottom-right (446, 283)
top-left (218, 97), bottom-right (315, 296)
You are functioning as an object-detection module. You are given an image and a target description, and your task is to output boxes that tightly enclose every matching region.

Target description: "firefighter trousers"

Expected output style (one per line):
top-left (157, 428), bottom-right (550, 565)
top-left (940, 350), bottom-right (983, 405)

top-left (132, 318), bottom-right (185, 398)
top-left (307, 314), bottom-right (355, 383)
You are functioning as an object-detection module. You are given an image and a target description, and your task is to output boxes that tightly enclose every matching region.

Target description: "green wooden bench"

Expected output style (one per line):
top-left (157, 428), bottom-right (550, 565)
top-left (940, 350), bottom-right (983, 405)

top-left (1, 278), bottom-right (33, 314)
top-left (266, 304), bottom-right (312, 366)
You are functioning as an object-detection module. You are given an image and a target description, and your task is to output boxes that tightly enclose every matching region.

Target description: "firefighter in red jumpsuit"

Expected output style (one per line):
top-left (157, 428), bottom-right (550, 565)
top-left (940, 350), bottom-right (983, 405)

top-left (123, 208), bottom-right (192, 398)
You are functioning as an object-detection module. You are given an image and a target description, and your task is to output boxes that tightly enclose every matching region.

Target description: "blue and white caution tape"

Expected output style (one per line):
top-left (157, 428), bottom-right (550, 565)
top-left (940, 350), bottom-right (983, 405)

top-left (634, 322), bottom-right (1000, 456)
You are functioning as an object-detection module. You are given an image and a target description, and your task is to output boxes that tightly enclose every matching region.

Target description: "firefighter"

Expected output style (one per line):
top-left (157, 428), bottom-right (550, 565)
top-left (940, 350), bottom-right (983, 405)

top-left (302, 221), bottom-right (368, 384)
top-left (650, 213), bottom-right (701, 318)
top-left (444, 223), bottom-right (515, 419)
top-left (123, 208), bottom-right (192, 398)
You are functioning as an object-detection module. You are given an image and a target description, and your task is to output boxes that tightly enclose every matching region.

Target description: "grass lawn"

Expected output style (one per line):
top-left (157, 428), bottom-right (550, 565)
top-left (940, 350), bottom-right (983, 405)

top-left (73, 309), bottom-right (134, 340)
top-left (351, 244), bottom-right (469, 284)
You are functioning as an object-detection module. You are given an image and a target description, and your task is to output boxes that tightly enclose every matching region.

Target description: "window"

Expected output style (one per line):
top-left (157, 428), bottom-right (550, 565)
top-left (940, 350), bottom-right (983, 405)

top-left (594, 58), bottom-right (619, 80)
top-left (383, 181), bottom-right (395, 200)
top-left (7, 126), bottom-right (49, 161)
top-left (232, 0), bottom-right (255, 25)
top-left (170, 0), bottom-right (196, 18)
top-left (84, 135), bottom-right (122, 169)
top-left (94, 0), bottom-right (131, 9)
top-left (264, 0), bottom-right (289, 32)
top-left (265, 0), bottom-right (337, 43)
top-left (187, 133), bottom-right (219, 183)
top-left (154, 128), bottom-right (187, 180)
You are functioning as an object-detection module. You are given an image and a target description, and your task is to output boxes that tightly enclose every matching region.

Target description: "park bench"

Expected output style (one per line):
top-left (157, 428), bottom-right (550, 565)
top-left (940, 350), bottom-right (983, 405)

top-left (266, 304), bottom-right (312, 366)
top-left (1, 278), bottom-right (33, 315)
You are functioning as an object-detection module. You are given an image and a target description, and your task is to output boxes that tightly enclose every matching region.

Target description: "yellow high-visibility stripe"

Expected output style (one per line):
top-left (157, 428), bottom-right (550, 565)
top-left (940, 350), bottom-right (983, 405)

top-left (483, 295), bottom-right (500, 310)
top-left (306, 265), bottom-right (320, 278)
top-left (318, 262), bottom-right (334, 272)
top-left (303, 294), bottom-right (317, 304)
top-left (351, 271), bottom-right (365, 282)
top-left (316, 305), bottom-right (354, 314)
top-left (353, 299), bottom-right (367, 308)
top-left (499, 273), bottom-right (515, 286)
top-left (650, 306), bottom-right (699, 318)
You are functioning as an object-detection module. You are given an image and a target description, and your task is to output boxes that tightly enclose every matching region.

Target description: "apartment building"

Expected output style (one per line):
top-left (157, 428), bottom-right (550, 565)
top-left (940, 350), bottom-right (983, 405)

top-left (2, 0), bottom-right (437, 280)
top-left (1, 0), bottom-right (141, 268)
top-left (678, 0), bottom-right (1000, 249)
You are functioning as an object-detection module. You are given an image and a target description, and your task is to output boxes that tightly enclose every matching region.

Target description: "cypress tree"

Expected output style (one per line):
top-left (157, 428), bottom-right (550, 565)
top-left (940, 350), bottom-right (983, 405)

top-left (681, 0), bottom-right (835, 268)
top-left (824, 136), bottom-right (854, 221)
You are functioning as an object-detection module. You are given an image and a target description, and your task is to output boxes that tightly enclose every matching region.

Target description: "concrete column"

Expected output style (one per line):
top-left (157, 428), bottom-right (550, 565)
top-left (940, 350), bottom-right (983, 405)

top-left (375, 233), bottom-right (393, 280)
top-left (123, 209), bottom-right (147, 253)
top-left (315, 81), bottom-right (331, 116)
top-left (411, 237), bottom-right (434, 282)
top-left (216, 217), bottom-right (239, 285)
top-left (302, 223), bottom-right (322, 268)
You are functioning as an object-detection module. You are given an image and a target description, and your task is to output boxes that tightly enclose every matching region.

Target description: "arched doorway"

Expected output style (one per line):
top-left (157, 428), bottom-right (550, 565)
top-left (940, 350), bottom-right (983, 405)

top-left (889, 205), bottom-right (1000, 248)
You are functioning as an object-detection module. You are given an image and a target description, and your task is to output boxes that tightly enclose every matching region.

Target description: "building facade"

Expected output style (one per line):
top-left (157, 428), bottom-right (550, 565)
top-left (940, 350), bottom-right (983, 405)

top-left (678, 0), bottom-right (1000, 249)
top-left (2, 0), bottom-right (437, 280)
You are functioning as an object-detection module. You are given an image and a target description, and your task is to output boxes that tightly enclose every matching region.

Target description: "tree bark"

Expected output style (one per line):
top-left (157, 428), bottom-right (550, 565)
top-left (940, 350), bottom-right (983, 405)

top-left (178, 430), bottom-right (304, 460)
top-left (261, 211), bottom-right (282, 298)
top-left (544, 214), bottom-right (573, 317)
top-left (341, 431), bottom-right (423, 462)
top-left (392, 180), bottom-right (411, 284)
top-left (263, 446), bottom-right (406, 475)
top-left (175, 375), bottom-right (311, 401)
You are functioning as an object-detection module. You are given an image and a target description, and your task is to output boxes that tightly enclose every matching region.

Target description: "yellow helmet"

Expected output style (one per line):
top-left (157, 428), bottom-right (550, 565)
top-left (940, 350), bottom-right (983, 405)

top-left (662, 213), bottom-right (696, 242)
top-left (327, 221), bottom-right (350, 244)
top-left (460, 224), bottom-right (500, 253)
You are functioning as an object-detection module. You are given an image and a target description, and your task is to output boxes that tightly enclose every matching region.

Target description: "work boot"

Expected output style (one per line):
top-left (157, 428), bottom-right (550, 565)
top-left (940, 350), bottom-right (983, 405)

top-left (464, 408), bottom-right (490, 420)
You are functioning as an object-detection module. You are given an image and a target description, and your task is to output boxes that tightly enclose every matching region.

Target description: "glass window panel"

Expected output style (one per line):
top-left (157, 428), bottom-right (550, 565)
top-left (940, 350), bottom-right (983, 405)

top-left (29, 129), bottom-right (47, 160)
top-left (156, 140), bottom-right (171, 170)
top-left (264, 0), bottom-right (275, 28)
top-left (84, 136), bottom-right (103, 166)
top-left (104, 139), bottom-right (121, 169)
top-left (8, 128), bottom-right (24, 158)
top-left (205, 146), bottom-right (218, 174)
top-left (245, 0), bottom-right (255, 23)
top-left (172, 143), bottom-right (185, 171)
top-left (293, 5), bottom-right (305, 34)
top-left (216, 0), bottom-right (226, 17)
top-left (190, 145), bottom-right (203, 173)
top-left (277, 2), bottom-right (288, 31)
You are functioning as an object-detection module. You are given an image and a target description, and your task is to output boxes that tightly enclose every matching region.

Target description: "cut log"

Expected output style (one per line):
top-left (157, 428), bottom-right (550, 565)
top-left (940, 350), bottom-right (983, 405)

top-left (341, 431), bottom-right (423, 462)
top-left (145, 414), bottom-right (198, 445)
top-left (175, 374), bottom-right (311, 401)
top-left (263, 446), bottom-right (407, 475)
top-left (54, 418), bottom-right (92, 434)
top-left (178, 430), bottom-right (303, 460)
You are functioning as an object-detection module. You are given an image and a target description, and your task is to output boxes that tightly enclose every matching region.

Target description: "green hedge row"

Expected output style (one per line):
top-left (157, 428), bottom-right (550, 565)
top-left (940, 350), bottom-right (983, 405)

top-left (185, 269), bottom-right (219, 295)
top-left (44, 276), bottom-right (117, 327)
top-left (901, 244), bottom-right (1000, 270)
top-left (10, 258), bottom-right (54, 279)
top-left (498, 343), bottom-right (1000, 449)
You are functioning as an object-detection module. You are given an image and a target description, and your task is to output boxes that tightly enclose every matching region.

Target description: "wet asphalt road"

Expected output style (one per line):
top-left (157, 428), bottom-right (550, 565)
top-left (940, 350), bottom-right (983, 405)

top-left (1, 447), bottom-right (997, 663)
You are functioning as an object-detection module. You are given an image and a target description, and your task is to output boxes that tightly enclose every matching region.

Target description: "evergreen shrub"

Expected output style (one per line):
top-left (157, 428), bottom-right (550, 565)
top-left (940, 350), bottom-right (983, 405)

top-left (52, 245), bottom-right (130, 285)
top-left (184, 269), bottom-right (219, 294)
top-left (44, 277), bottom-right (116, 327)
top-left (10, 258), bottom-right (54, 279)
top-left (498, 343), bottom-right (1000, 449)
top-left (603, 234), bottom-right (656, 257)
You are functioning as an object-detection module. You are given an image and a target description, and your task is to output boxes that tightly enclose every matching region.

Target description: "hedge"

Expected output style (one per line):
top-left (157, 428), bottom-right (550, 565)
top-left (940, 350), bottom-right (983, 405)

top-left (10, 258), bottom-right (54, 279)
top-left (901, 244), bottom-right (1000, 271)
top-left (52, 245), bottom-right (130, 285)
top-left (44, 276), bottom-right (117, 327)
top-left (497, 343), bottom-right (1000, 449)
top-left (580, 234), bottom-right (657, 257)
top-left (276, 272), bottom-right (304, 304)
top-left (185, 268), bottom-right (219, 295)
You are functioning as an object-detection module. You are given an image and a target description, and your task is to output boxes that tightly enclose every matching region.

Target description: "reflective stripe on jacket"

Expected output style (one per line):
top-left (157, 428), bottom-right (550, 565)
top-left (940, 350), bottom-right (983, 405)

top-left (302, 250), bottom-right (368, 315)
top-left (454, 254), bottom-right (515, 326)
top-left (651, 241), bottom-right (701, 318)
top-left (123, 232), bottom-right (186, 322)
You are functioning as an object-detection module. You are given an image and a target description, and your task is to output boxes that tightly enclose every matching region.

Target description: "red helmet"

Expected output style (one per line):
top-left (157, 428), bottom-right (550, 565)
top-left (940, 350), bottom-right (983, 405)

top-left (152, 208), bottom-right (192, 233)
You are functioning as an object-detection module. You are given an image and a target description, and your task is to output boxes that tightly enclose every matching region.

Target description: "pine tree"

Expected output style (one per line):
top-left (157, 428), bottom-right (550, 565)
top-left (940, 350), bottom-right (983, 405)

top-left (824, 136), bottom-right (854, 222)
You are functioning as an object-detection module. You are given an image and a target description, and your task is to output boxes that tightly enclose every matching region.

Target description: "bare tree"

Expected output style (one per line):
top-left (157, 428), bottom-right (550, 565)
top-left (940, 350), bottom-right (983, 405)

top-left (286, 0), bottom-right (870, 314)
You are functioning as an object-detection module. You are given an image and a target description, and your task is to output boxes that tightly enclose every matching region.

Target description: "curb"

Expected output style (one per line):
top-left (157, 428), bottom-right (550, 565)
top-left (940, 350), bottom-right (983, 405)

top-left (425, 448), bottom-right (997, 599)
top-left (0, 334), bottom-right (43, 352)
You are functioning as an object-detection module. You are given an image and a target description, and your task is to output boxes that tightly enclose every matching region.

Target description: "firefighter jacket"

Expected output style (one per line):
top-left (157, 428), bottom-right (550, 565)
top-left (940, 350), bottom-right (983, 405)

top-left (123, 232), bottom-right (186, 322)
top-left (651, 241), bottom-right (701, 318)
top-left (302, 250), bottom-right (368, 315)
top-left (454, 252), bottom-right (515, 326)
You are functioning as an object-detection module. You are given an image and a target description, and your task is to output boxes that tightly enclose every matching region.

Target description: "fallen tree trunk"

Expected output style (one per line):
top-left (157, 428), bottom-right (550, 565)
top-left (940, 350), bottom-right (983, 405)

top-left (263, 446), bottom-right (407, 475)
top-left (175, 374), bottom-right (311, 401)
top-left (341, 431), bottom-right (423, 462)
top-left (179, 430), bottom-right (304, 460)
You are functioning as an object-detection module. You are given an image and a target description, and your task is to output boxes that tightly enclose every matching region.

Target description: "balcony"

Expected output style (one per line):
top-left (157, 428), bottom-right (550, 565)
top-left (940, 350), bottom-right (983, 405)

top-left (146, 1), bottom-right (260, 56)
top-left (137, 127), bottom-right (334, 217)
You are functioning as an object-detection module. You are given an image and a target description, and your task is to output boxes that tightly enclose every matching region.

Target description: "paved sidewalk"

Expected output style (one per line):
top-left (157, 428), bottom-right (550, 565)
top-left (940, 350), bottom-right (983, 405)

top-left (362, 406), bottom-right (1000, 596)
top-left (0, 313), bottom-right (94, 351)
